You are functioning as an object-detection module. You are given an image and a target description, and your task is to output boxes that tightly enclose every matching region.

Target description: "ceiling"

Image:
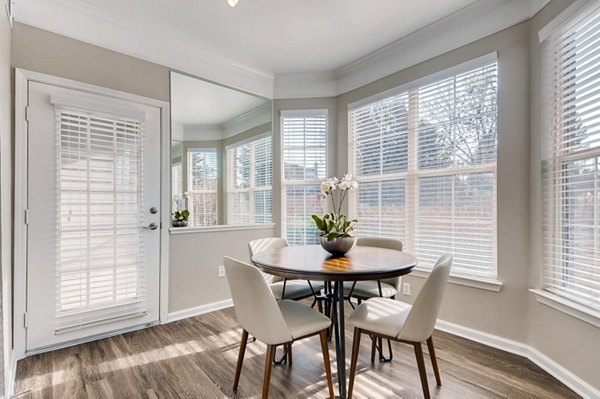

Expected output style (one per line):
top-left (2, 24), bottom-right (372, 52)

top-left (171, 73), bottom-right (269, 126)
top-left (13, 0), bottom-right (549, 97)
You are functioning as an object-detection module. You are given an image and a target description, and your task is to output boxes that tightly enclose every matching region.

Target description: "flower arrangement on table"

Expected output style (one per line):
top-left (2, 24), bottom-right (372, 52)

top-left (172, 192), bottom-right (190, 227)
top-left (312, 174), bottom-right (359, 254)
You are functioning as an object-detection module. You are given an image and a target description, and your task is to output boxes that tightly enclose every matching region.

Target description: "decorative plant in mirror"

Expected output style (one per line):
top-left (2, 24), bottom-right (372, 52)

top-left (172, 192), bottom-right (190, 227)
top-left (312, 174), bottom-right (358, 255)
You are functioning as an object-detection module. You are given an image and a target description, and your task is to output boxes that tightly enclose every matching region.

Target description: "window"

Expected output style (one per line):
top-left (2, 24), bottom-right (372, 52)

top-left (187, 148), bottom-right (218, 226)
top-left (542, 3), bottom-right (600, 311)
top-left (226, 135), bottom-right (273, 224)
top-left (281, 110), bottom-right (328, 246)
top-left (349, 57), bottom-right (498, 278)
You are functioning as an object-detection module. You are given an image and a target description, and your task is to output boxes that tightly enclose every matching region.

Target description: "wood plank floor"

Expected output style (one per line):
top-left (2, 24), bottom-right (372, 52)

top-left (14, 304), bottom-right (580, 398)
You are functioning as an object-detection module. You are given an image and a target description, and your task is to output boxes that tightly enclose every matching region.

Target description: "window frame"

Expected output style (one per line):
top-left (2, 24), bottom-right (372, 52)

top-left (186, 147), bottom-right (219, 227)
top-left (280, 109), bottom-right (329, 246)
top-left (539, 0), bottom-right (600, 315)
top-left (348, 54), bottom-right (499, 280)
top-left (225, 133), bottom-right (273, 225)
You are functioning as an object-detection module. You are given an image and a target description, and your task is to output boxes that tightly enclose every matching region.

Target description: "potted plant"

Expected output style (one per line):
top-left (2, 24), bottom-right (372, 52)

top-left (312, 174), bottom-right (358, 255)
top-left (172, 192), bottom-right (190, 227)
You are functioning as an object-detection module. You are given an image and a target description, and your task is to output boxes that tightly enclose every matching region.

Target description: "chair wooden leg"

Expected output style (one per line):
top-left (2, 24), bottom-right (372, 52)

top-left (317, 298), bottom-right (323, 313)
top-left (413, 342), bottom-right (430, 399)
top-left (287, 343), bottom-right (293, 365)
top-left (319, 330), bottom-right (335, 399)
top-left (427, 336), bottom-right (441, 386)
top-left (348, 328), bottom-right (362, 399)
top-left (233, 329), bottom-right (249, 392)
top-left (370, 335), bottom-right (377, 363)
top-left (262, 345), bottom-right (277, 399)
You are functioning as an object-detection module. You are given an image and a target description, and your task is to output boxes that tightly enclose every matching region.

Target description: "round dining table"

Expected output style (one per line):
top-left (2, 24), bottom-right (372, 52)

top-left (251, 244), bottom-right (417, 399)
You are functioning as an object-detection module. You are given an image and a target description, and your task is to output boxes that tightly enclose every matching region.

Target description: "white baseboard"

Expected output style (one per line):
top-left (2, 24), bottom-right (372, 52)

top-left (436, 319), bottom-right (599, 399)
top-left (166, 299), bottom-right (233, 323)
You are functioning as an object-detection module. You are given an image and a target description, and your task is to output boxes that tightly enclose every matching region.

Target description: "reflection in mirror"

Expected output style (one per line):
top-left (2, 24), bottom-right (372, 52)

top-left (170, 72), bottom-right (272, 227)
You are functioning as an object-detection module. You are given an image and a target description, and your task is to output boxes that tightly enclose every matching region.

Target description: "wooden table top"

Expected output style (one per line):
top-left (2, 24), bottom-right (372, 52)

top-left (251, 245), bottom-right (417, 281)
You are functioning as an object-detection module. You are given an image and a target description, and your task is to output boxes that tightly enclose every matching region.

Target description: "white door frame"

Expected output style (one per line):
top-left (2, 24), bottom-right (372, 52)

top-left (14, 68), bottom-right (171, 359)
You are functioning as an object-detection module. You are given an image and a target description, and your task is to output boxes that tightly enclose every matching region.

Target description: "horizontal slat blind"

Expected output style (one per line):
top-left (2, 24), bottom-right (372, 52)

top-left (349, 60), bottom-right (498, 278)
top-left (281, 110), bottom-right (327, 245)
top-left (226, 135), bottom-right (272, 224)
top-left (415, 63), bottom-right (498, 277)
top-left (542, 3), bottom-right (600, 311)
top-left (188, 149), bottom-right (218, 226)
top-left (56, 107), bottom-right (146, 331)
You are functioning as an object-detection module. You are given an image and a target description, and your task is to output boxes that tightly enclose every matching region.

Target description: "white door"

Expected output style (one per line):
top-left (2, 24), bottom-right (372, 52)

top-left (26, 81), bottom-right (161, 352)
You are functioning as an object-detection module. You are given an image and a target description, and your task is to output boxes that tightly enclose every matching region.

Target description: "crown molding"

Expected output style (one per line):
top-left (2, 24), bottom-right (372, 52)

top-left (221, 102), bottom-right (272, 139)
top-left (275, 0), bottom-right (551, 98)
top-left (13, 0), bottom-right (275, 98)
top-left (14, 0), bottom-right (551, 100)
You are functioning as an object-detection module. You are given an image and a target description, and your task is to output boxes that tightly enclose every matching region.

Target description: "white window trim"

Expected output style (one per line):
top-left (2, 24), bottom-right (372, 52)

top-left (348, 58), bottom-right (499, 281)
top-left (538, 0), bottom-right (600, 319)
top-left (280, 109), bottom-right (329, 244)
top-left (187, 148), bottom-right (219, 226)
top-left (411, 268), bottom-right (503, 292)
top-left (225, 135), bottom-right (273, 225)
top-left (530, 289), bottom-right (600, 328)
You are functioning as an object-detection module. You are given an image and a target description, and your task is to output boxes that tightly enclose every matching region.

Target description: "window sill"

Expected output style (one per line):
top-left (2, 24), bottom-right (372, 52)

top-left (169, 223), bottom-right (275, 235)
top-left (410, 268), bottom-right (503, 292)
top-left (530, 289), bottom-right (600, 329)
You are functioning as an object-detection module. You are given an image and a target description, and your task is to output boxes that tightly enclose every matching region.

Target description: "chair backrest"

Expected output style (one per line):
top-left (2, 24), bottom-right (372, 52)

top-left (397, 254), bottom-right (452, 342)
top-left (357, 237), bottom-right (404, 288)
top-left (248, 238), bottom-right (288, 283)
top-left (223, 257), bottom-right (292, 345)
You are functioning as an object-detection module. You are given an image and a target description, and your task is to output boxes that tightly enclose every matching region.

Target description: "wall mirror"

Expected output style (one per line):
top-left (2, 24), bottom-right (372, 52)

top-left (170, 72), bottom-right (272, 228)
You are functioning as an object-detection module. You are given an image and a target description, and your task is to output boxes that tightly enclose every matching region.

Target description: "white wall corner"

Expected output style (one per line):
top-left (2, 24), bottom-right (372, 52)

top-left (436, 319), bottom-right (600, 399)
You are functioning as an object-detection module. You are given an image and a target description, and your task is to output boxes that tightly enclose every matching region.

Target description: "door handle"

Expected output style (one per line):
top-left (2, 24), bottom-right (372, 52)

top-left (143, 222), bottom-right (159, 230)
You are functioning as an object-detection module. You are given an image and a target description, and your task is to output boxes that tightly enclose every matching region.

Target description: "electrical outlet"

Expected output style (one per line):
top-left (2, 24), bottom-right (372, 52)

top-left (402, 282), bottom-right (411, 296)
top-left (218, 265), bottom-right (225, 278)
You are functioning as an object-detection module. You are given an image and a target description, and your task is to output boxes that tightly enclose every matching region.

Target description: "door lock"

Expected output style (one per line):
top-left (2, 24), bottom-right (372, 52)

top-left (149, 207), bottom-right (158, 214)
top-left (144, 222), bottom-right (159, 230)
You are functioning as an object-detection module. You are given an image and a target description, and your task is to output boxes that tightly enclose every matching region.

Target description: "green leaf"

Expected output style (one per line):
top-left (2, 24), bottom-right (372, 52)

top-left (311, 214), bottom-right (326, 231)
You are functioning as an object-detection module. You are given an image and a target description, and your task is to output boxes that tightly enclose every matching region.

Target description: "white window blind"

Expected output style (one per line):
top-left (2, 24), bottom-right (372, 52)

top-left (226, 135), bottom-right (272, 224)
top-left (56, 107), bottom-right (146, 332)
top-left (542, 2), bottom-right (600, 311)
top-left (281, 110), bottom-right (327, 246)
top-left (188, 149), bottom-right (218, 226)
top-left (349, 60), bottom-right (498, 278)
top-left (172, 162), bottom-right (182, 197)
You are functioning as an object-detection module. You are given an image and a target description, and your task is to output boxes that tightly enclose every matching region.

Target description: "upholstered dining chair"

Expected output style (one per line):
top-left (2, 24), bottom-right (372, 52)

top-left (344, 237), bottom-right (404, 361)
top-left (224, 257), bottom-right (335, 399)
top-left (347, 254), bottom-right (452, 399)
top-left (249, 238), bottom-right (324, 306)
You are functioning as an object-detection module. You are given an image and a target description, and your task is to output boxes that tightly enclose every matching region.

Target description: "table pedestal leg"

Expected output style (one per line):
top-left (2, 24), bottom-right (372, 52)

top-left (333, 281), bottom-right (347, 399)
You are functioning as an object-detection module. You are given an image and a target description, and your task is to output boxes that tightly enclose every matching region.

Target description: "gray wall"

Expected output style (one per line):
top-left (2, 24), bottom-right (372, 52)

top-left (0, 5), bottom-right (10, 397)
top-left (528, 0), bottom-right (600, 389)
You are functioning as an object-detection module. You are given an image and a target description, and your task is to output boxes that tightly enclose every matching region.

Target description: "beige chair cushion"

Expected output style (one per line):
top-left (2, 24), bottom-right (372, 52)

top-left (343, 280), bottom-right (398, 299)
top-left (278, 300), bottom-right (331, 340)
top-left (271, 280), bottom-right (325, 300)
top-left (349, 297), bottom-right (410, 338)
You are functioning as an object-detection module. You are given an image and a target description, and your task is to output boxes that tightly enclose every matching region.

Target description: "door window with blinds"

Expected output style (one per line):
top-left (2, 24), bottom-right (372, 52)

top-left (349, 56), bottom-right (498, 278)
top-left (56, 107), bottom-right (147, 333)
top-left (541, 2), bottom-right (600, 311)
top-left (187, 148), bottom-right (218, 226)
top-left (226, 135), bottom-right (273, 224)
top-left (281, 110), bottom-right (328, 245)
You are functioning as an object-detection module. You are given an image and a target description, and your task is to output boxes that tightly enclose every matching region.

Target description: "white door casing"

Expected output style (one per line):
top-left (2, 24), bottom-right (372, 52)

top-left (25, 80), bottom-right (162, 352)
